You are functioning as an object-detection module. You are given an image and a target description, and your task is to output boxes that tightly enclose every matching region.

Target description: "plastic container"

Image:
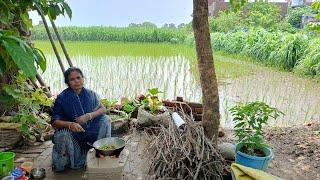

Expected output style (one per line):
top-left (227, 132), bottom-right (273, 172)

top-left (10, 167), bottom-right (23, 179)
top-left (235, 144), bottom-right (273, 171)
top-left (172, 112), bottom-right (185, 129)
top-left (0, 152), bottom-right (15, 177)
top-left (21, 161), bottom-right (33, 173)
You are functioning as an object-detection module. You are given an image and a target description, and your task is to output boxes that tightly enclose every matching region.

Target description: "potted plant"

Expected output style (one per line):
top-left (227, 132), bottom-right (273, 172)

top-left (229, 101), bottom-right (284, 170)
top-left (122, 98), bottom-right (140, 119)
top-left (101, 98), bottom-right (131, 135)
top-left (136, 88), bottom-right (170, 128)
top-left (101, 98), bottom-right (118, 114)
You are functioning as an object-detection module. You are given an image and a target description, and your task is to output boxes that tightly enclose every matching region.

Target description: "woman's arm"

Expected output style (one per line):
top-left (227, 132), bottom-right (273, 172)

top-left (51, 97), bottom-right (84, 132)
top-left (75, 102), bottom-right (106, 124)
top-left (52, 120), bottom-right (85, 132)
top-left (52, 120), bottom-right (70, 129)
top-left (90, 102), bottom-right (106, 119)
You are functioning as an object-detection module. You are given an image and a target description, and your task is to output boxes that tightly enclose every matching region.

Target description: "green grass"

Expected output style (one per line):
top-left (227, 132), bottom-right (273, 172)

top-left (32, 26), bottom-right (187, 43)
top-left (214, 51), bottom-right (292, 73)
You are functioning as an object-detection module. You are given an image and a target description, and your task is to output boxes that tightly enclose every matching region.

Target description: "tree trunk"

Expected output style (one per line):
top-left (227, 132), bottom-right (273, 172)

top-left (0, 74), bottom-right (9, 92)
top-left (193, 0), bottom-right (220, 144)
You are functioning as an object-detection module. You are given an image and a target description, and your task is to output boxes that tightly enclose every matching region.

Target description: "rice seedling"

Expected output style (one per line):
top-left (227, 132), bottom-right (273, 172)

top-left (37, 42), bottom-right (320, 127)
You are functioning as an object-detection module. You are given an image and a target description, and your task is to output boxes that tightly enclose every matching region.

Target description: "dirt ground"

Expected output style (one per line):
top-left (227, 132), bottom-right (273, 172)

top-left (9, 121), bottom-right (320, 180)
top-left (11, 130), bottom-right (151, 180)
top-left (219, 121), bottom-right (320, 180)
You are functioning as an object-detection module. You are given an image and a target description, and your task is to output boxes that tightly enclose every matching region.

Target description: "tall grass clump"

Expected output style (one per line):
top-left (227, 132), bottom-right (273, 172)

top-left (211, 29), bottom-right (320, 76)
top-left (211, 29), bottom-right (283, 62)
top-left (211, 31), bottom-right (246, 54)
top-left (294, 38), bottom-right (320, 77)
top-left (32, 26), bottom-right (188, 43)
top-left (269, 33), bottom-right (308, 70)
top-left (242, 29), bottom-right (281, 63)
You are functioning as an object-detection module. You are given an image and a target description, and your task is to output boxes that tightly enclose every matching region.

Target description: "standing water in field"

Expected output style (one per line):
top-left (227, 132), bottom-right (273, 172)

top-left (43, 54), bottom-right (202, 101)
top-left (39, 42), bottom-right (320, 127)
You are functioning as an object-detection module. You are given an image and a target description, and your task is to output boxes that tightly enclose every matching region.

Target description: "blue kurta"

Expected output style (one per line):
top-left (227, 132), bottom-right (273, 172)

top-left (51, 87), bottom-right (111, 171)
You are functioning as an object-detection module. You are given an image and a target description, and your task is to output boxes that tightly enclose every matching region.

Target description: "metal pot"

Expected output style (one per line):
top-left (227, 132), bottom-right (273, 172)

top-left (88, 137), bottom-right (125, 157)
top-left (30, 168), bottom-right (46, 179)
top-left (1, 176), bottom-right (14, 180)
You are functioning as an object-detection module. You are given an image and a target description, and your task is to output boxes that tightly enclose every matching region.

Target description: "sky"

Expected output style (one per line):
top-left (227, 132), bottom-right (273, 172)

top-left (29, 0), bottom-right (193, 27)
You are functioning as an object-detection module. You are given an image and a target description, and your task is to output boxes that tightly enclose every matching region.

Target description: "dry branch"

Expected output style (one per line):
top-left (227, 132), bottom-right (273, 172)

top-left (146, 112), bottom-right (225, 179)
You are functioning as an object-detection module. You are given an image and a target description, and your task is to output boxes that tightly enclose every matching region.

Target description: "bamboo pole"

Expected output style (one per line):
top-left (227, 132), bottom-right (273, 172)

top-left (35, 4), bottom-right (65, 73)
top-left (36, 73), bottom-right (52, 98)
top-left (49, 18), bottom-right (73, 67)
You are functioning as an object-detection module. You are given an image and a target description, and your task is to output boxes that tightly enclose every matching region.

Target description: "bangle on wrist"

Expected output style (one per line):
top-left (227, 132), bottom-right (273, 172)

top-left (87, 113), bottom-right (92, 121)
top-left (68, 122), bottom-right (73, 129)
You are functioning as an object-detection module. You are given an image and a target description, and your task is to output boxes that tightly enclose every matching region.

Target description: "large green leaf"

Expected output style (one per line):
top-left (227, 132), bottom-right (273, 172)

top-left (32, 48), bottom-right (46, 72)
top-left (148, 88), bottom-right (163, 96)
top-left (2, 39), bottom-right (37, 79)
top-left (54, 4), bottom-right (61, 15)
top-left (3, 85), bottom-right (22, 99)
top-left (48, 5), bottom-right (57, 20)
top-left (312, 1), bottom-right (320, 10)
top-left (62, 2), bottom-right (72, 19)
top-left (19, 13), bottom-right (33, 29)
top-left (0, 95), bottom-right (16, 107)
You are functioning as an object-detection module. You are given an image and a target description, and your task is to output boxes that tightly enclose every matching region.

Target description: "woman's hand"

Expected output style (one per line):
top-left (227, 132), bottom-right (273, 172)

top-left (75, 113), bottom-right (92, 125)
top-left (69, 122), bottom-right (85, 132)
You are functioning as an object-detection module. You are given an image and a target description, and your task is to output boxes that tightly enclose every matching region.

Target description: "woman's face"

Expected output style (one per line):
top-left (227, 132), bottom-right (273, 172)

top-left (68, 71), bottom-right (84, 91)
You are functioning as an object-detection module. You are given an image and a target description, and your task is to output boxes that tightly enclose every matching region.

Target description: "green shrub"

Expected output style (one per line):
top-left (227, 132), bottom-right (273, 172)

top-left (184, 33), bottom-right (195, 46)
top-left (309, 1), bottom-right (320, 32)
top-left (1, 73), bottom-right (53, 140)
top-left (208, 17), bottom-right (218, 32)
top-left (129, 21), bottom-right (157, 28)
top-left (243, 2), bottom-right (281, 29)
top-left (209, 2), bottom-right (300, 33)
top-left (209, 11), bottom-right (243, 33)
top-left (211, 29), bottom-right (315, 73)
top-left (294, 38), bottom-right (320, 76)
top-left (273, 21), bottom-right (297, 33)
top-left (242, 29), bottom-right (281, 62)
top-left (286, 6), bottom-right (314, 28)
top-left (269, 33), bottom-right (308, 70)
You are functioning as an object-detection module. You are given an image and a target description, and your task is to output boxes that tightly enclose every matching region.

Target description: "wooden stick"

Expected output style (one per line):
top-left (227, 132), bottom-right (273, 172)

top-left (49, 18), bottom-right (73, 67)
top-left (36, 73), bottom-right (52, 98)
top-left (35, 4), bottom-right (65, 73)
top-left (146, 111), bottom-right (225, 179)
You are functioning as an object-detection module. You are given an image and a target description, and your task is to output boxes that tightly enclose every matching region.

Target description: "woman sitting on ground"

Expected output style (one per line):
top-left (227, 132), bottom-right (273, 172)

top-left (50, 67), bottom-right (111, 172)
